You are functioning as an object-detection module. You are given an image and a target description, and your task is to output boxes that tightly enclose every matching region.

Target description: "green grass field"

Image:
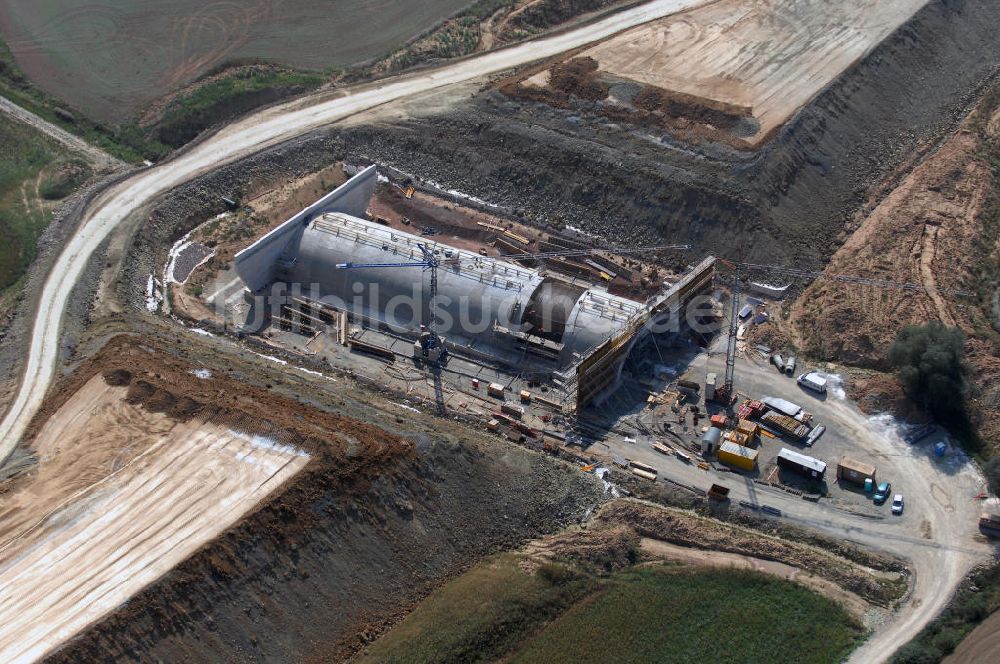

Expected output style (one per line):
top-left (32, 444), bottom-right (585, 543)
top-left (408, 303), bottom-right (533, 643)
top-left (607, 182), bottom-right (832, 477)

top-left (0, 0), bottom-right (471, 124)
top-left (0, 113), bottom-right (72, 292)
top-left (360, 555), bottom-right (863, 664)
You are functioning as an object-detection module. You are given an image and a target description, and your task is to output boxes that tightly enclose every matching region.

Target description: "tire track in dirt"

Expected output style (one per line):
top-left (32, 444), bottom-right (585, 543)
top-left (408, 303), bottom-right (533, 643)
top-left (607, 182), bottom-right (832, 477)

top-left (919, 223), bottom-right (957, 327)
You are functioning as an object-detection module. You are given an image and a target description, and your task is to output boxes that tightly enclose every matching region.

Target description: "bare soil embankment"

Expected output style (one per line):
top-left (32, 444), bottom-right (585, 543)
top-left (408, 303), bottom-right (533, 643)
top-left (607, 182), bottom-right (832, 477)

top-left (341, 0), bottom-right (1000, 269)
top-left (33, 336), bottom-right (604, 663)
top-left (787, 86), bottom-right (1000, 446)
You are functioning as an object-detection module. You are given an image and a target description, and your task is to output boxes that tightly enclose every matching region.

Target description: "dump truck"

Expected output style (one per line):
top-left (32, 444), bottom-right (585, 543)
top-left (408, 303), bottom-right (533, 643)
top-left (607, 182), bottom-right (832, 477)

top-left (760, 411), bottom-right (809, 439)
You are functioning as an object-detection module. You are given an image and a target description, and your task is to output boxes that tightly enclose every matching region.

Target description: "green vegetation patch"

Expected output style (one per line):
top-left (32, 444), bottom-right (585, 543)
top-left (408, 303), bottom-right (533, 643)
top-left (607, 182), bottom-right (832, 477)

top-left (514, 567), bottom-right (862, 664)
top-left (891, 561), bottom-right (1000, 663)
top-left (359, 555), bottom-right (596, 664)
top-left (39, 159), bottom-right (91, 200)
top-left (155, 68), bottom-right (325, 148)
top-left (0, 114), bottom-right (65, 290)
top-left (361, 557), bottom-right (863, 664)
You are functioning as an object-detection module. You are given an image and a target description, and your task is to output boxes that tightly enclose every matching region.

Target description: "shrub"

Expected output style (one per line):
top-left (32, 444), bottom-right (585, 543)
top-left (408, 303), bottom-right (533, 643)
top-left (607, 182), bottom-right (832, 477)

top-left (888, 322), bottom-right (967, 426)
top-left (891, 642), bottom-right (943, 664)
top-left (39, 160), bottom-right (91, 199)
top-left (537, 562), bottom-right (581, 585)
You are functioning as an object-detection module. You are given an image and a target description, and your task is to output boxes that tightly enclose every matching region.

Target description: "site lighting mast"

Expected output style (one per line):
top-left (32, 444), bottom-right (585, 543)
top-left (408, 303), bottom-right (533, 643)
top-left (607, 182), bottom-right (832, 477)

top-left (713, 258), bottom-right (975, 406)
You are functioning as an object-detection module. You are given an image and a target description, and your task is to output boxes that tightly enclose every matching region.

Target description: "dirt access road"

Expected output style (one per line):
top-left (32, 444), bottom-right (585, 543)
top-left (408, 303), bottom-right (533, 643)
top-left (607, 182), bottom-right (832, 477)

top-left (0, 95), bottom-right (121, 171)
top-left (601, 345), bottom-right (991, 664)
top-left (0, 0), bottom-right (710, 463)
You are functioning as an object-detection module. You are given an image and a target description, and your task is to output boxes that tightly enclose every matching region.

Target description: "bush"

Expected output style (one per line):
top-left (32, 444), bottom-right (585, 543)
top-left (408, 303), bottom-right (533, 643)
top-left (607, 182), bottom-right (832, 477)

top-left (38, 160), bottom-right (91, 200)
top-left (537, 562), bottom-right (582, 585)
top-left (891, 641), bottom-right (943, 664)
top-left (888, 322), bottom-right (967, 425)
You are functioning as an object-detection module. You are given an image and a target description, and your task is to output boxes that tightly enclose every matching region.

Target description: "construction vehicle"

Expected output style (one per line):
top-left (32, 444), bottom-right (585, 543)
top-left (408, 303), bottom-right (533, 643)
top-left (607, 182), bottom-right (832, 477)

top-left (338, 242), bottom-right (448, 364)
top-left (713, 259), bottom-right (974, 406)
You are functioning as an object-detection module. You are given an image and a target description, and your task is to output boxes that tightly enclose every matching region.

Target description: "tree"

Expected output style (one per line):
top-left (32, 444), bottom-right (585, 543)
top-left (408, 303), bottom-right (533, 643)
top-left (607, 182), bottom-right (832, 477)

top-left (888, 322), bottom-right (967, 425)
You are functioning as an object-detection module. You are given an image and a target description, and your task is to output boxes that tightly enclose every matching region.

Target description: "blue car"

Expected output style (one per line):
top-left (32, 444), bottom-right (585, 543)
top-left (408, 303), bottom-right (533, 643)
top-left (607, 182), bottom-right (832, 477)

top-left (874, 482), bottom-right (892, 505)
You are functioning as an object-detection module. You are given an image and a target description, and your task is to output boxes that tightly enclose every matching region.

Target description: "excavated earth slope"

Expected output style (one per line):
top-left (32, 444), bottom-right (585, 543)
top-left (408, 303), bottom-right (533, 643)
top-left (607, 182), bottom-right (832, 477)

top-left (340, 0), bottom-right (1000, 269)
top-left (19, 337), bottom-right (604, 663)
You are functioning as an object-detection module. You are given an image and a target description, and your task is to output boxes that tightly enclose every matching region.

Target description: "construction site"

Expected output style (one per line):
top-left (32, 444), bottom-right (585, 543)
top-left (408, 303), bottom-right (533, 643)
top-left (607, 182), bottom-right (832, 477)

top-left (0, 0), bottom-right (999, 663)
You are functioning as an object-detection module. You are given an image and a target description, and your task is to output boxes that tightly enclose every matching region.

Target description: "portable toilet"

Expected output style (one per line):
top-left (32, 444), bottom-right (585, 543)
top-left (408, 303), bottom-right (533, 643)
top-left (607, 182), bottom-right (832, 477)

top-left (934, 441), bottom-right (947, 458)
top-left (864, 478), bottom-right (874, 493)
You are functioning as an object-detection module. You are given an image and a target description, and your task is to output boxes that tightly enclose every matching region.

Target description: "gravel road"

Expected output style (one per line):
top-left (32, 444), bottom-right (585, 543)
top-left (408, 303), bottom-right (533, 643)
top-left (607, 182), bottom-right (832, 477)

top-left (0, 95), bottom-right (120, 171)
top-left (0, 0), bottom-right (711, 463)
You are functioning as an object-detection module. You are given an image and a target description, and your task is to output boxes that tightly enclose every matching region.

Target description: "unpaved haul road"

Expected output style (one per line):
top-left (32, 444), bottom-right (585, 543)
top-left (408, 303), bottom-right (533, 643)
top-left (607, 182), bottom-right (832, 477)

top-left (0, 0), bottom-right (983, 662)
top-left (0, 0), bottom-right (711, 461)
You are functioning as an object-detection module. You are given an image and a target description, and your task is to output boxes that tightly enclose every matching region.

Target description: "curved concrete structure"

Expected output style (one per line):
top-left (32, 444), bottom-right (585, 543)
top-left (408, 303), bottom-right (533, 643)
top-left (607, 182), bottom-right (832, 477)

top-left (235, 168), bottom-right (641, 368)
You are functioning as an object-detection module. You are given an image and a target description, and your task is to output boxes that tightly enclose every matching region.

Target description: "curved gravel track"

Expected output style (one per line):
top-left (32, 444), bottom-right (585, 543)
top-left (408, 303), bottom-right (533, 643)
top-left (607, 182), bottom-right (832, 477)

top-left (0, 0), bottom-right (711, 460)
top-left (0, 1), bottom-right (989, 662)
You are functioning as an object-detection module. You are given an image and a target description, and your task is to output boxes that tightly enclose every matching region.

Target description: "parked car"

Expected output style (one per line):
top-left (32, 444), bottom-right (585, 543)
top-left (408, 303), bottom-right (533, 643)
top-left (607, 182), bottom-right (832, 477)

top-left (891, 494), bottom-right (905, 515)
top-left (874, 482), bottom-right (892, 505)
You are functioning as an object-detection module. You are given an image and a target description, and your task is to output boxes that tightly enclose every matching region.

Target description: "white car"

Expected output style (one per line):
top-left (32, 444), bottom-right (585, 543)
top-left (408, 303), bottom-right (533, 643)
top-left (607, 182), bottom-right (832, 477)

top-left (891, 494), bottom-right (904, 515)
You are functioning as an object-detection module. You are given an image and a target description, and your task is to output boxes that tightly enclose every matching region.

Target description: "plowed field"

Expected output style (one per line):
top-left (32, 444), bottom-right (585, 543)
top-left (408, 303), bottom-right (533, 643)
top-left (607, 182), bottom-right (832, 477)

top-left (0, 0), bottom-right (470, 122)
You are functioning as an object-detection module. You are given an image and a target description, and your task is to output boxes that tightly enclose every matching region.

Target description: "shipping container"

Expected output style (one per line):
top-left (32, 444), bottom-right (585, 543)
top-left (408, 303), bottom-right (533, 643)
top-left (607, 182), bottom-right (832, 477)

top-left (705, 372), bottom-right (717, 401)
top-left (717, 441), bottom-right (758, 471)
top-left (837, 457), bottom-right (876, 484)
top-left (736, 419), bottom-right (759, 438)
top-left (708, 484), bottom-right (731, 500)
top-left (776, 448), bottom-right (826, 480)
top-left (710, 414), bottom-right (728, 429)
top-left (488, 382), bottom-right (505, 398)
